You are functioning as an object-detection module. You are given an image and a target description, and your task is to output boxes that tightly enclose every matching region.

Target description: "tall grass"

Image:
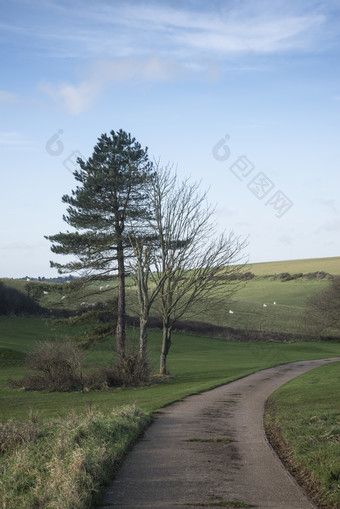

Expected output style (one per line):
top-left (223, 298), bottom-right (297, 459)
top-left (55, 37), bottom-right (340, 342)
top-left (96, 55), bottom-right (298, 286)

top-left (0, 405), bottom-right (148, 509)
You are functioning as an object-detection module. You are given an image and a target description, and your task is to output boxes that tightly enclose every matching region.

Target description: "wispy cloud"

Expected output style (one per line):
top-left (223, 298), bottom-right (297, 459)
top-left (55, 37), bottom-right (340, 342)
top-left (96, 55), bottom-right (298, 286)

top-left (0, 90), bottom-right (18, 104)
top-left (2, 1), bottom-right (328, 61)
top-left (0, 132), bottom-right (31, 148)
top-left (40, 57), bottom-right (189, 114)
top-left (5, 0), bottom-right (329, 113)
top-left (125, 3), bottom-right (325, 55)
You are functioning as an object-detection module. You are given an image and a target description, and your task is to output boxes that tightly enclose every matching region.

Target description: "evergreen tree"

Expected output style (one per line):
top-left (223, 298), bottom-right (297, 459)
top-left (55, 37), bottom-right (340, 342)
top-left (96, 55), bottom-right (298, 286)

top-left (46, 129), bottom-right (153, 363)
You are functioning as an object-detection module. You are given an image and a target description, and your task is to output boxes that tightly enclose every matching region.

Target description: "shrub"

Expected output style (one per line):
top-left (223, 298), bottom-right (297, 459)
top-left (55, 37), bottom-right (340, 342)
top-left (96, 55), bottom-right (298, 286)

top-left (113, 353), bottom-right (151, 386)
top-left (303, 277), bottom-right (340, 337)
top-left (9, 338), bottom-right (153, 392)
top-left (84, 352), bottom-right (152, 390)
top-left (9, 339), bottom-right (85, 392)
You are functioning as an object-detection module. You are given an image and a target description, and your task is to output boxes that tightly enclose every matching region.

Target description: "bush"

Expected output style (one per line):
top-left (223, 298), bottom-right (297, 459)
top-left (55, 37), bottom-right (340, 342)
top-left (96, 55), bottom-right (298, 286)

top-left (114, 353), bottom-right (151, 386)
top-left (9, 339), bottom-right (85, 392)
top-left (84, 353), bottom-right (151, 390)
top-left (303, 277), bottom-right (340, 337)
top-left (9, 338), bottom-right (153, 392)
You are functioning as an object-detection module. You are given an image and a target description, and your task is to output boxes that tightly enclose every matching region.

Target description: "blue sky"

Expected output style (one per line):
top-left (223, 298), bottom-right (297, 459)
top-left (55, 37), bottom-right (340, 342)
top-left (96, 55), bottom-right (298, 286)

top-left (1, 0), bottom-right (340, 278)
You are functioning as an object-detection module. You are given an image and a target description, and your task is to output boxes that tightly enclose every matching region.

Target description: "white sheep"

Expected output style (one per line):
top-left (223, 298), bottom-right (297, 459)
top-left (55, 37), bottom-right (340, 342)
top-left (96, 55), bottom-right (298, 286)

top-left (61, 295), bottom-right (66, 300)
top-left (229, 310), bottom-right (234, 314)
top-left (263, 304), bottom-right (267, 307)
top-left (273, 301), bottom-right (277, 305)
top-left (43, 291), bottom-right (49, 295)
top-left (100, 286), bottom-right (104, 291)
top-left (106, 284), bottom-right (110, 288)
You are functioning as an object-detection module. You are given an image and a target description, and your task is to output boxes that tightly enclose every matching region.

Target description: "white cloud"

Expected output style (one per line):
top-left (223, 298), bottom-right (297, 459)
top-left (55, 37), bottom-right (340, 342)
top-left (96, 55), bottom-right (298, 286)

top-left (40, 81), bottom-right (99, 116)
top-left (173, 15), bottom-right (325, 54)
top-left (3, 1), bottom-right (327, 61)
top-left (40, 57), bottom-right (188, 115)
top-left (23, 1), bottom-right (329, 113)
top-left (0, 90), bottom-right (18, 104)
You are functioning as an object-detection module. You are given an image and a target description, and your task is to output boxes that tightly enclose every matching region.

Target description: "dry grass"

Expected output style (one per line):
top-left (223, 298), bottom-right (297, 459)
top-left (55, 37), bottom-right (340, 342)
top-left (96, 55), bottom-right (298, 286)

top-left (0, 405), bottom-right (148, 509)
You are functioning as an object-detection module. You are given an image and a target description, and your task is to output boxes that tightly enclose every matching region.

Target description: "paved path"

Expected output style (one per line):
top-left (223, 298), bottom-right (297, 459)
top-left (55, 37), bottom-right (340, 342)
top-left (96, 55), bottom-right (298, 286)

top-left (100, 358), bottom-right (340, 509)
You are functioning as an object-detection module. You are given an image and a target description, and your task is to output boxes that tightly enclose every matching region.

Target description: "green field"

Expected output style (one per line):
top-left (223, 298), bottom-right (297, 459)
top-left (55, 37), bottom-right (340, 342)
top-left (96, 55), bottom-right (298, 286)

top-left (248, 256), bottom-right (340, 276)
top-left (1, 256), bottom-right (340, 422)
top-left (2, 256), bottom-right (340, 335)
top-left (2, 316), bottom-right (340, 421)
top-left (181, 278), bottom-right (330, 333)
top-left (265, 362), bottom-right (340, 508)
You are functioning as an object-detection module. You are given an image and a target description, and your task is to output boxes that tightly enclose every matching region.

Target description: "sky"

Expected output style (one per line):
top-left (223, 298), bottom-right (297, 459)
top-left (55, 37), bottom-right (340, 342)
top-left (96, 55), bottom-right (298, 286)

top-left (1, 0), bottom-right (340, 278)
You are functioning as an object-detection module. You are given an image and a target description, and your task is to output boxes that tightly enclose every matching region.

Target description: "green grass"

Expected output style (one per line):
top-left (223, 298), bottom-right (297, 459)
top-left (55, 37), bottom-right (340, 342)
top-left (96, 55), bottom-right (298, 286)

top-left (186, 278), bottom-right (329, 333)
top-left (1, 317), bottom-right (340, 421)
top-left (2, 256), bottom-right (340, 336)
top-left (265, 362), bottom-right (340, 508)
top-left (248, 256), bottom-right (340, 276)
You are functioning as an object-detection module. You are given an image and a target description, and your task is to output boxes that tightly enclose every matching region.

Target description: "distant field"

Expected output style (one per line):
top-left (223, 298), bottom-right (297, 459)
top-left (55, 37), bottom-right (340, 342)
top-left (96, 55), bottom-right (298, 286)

top-left (248, 256), bottom-right (340, 276)
top-left (2, 256), bottom-right (340, 335)
top-left (198, 278), bottom-right (330, 333)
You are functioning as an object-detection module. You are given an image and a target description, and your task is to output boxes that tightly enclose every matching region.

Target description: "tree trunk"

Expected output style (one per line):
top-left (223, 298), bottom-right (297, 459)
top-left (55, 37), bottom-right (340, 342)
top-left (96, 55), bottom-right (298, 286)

top-left (160, 322), bottom-right (172, 375)
top-left (116, 239), bottom-right (126, 364)
top-left (139, 315), bottom-right (148, 368)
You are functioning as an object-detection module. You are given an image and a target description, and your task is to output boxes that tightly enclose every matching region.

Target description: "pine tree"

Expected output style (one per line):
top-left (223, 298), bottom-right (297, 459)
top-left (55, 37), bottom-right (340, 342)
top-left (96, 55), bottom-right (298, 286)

top-left (46, 129), bottom-right (153, 363)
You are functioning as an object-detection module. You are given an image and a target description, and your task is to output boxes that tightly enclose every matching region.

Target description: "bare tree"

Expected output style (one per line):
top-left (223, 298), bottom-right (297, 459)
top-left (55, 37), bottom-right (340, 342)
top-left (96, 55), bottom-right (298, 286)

top-left (304, 277), bottom-right (340, 337)
top-left (129, 165), bottom-right (247, 374)
top-left (127, 236), bottom-right (158, 367)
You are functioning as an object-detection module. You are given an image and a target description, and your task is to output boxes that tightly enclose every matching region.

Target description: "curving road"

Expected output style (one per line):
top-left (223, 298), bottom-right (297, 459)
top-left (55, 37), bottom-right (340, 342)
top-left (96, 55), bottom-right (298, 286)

top-left (100, 358), bottom-right (340, 509)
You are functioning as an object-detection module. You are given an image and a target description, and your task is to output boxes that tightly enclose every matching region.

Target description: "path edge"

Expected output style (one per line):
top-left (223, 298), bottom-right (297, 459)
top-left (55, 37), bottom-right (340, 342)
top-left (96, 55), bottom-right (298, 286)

top-left (263, 360), bottom-right (340, 509)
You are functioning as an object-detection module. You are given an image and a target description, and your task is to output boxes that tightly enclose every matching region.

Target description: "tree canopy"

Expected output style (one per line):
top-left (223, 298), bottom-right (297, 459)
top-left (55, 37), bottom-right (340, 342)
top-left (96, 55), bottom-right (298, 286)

top-left (46, 129), bottom-right (154, 362)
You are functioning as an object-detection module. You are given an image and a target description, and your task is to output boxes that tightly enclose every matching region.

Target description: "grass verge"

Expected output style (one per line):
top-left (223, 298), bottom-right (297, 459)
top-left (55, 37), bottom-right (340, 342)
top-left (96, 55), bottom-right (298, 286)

top-left (264, 362), bottom-right (340, 509)
top-left (0, 404), bottom-right (148, 509)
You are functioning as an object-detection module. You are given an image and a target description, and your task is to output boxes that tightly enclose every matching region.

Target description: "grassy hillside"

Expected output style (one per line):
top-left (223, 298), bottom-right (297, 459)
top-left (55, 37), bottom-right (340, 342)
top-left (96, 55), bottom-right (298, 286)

top-left (199, 278), bottom-right (330, 333)
top-left (2, 256), bottom-right (339, 336)
top-left (249, 256), bottom-right (340, 276)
